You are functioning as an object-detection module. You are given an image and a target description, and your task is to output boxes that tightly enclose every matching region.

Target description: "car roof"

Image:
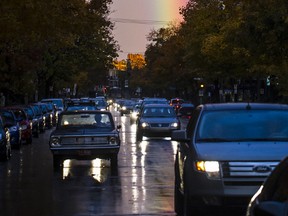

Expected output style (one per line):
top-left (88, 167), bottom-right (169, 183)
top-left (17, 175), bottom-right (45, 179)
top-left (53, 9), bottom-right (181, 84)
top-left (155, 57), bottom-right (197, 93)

top-left (142, 104), bottom-right (173, 108)
top-left (61, 110), bottom-right (111, 115)
top-left (199, 103), bottom-right (288, 111)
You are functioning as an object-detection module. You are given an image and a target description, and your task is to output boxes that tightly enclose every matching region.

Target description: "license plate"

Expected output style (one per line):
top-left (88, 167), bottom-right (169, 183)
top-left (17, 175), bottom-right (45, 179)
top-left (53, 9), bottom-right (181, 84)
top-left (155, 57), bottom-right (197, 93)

top-left (77, 150), bottom-right (91, 156)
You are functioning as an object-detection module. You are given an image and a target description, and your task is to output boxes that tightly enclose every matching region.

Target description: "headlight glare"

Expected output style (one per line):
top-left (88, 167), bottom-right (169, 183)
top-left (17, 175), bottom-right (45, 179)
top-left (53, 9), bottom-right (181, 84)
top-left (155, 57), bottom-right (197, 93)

top-left (141, 122), bottom-right (149, 128)
top-left (170, 122), bottom-right (178, 128)
top-left (196, 161), bottom-right (220, 179)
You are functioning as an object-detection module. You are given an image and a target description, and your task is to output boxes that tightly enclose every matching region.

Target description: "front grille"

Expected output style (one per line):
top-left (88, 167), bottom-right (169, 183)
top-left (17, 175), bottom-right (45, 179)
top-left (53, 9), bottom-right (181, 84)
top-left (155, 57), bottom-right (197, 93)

top-left (221, 161), bottom-right (279, 186)
top-left (150, 123), bottom-right (169, 128)
top-left (60, 137), bottom-right (108, 145)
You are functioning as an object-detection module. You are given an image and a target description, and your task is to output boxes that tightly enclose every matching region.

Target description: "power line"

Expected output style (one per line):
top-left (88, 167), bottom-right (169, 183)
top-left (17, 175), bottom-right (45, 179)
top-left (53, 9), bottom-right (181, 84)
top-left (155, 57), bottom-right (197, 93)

top-left (110, 18), bottom-right (171, 25)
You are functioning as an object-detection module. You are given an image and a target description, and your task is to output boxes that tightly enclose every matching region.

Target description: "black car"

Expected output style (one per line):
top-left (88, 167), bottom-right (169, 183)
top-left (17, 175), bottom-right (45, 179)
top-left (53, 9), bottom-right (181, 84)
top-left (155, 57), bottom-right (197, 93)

top-left (246, 156), bottom-right (288, 216)
top-left (29, 103), bottom-right (46, 133)
top-left (172, 103), bottom-right (288, 215)
top-left (49, 110), bottom-right (121, 170)
top-left (136, 104), bottom-right (180, 141)
top-left (0, 116), bottom-right (11, 161)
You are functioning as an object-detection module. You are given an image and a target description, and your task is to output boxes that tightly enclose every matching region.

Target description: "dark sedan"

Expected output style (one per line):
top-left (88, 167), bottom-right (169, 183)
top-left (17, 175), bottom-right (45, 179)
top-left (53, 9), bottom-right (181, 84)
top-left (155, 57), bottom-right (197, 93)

top-left (136, 104), bottom-right (180, 141)
top-left (49, 110), bottom-right (121, 170)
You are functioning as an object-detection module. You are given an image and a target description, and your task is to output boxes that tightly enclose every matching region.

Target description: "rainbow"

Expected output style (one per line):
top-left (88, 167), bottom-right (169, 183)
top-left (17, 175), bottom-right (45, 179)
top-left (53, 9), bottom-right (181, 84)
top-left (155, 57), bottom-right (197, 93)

top-left (153, 0), bottom-right (188, 23)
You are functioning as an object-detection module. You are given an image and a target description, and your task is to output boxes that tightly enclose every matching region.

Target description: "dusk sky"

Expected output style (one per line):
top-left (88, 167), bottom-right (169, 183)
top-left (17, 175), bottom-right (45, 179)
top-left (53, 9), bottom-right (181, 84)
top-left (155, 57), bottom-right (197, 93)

top-left (110, 0), bottom-right (189, 60)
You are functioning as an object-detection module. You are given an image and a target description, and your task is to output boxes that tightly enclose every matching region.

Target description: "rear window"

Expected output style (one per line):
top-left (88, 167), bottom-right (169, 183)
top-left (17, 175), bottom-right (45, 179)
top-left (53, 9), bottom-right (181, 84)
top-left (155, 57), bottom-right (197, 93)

top-left (197, 110), bottom-right (288, 142)
top-left (60, 113), bottom-right (112, 128)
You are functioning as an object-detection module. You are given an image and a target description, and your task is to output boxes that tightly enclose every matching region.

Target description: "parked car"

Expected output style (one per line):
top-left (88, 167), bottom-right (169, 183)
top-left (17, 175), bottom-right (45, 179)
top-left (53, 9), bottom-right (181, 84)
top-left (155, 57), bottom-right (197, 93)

top-left (29, 103), bottom-right (46, 133)
top-left (172, 103), bottom-right (288, 216)
top-left (6, 106), bottom-right (33, 144)
top-left (34, 102), bottom-right (53, 129)
top-left (19, 105), bottom-right (40, 137)
top-left (49, 110), bottom-right (121, 170)
top-left (136, 104), bottom-right (180, 141)
top-left (41, 98), bottom-right (65, 125)
top-left (246, 156), bottom-right (288, 216)
top-left (0, 108), bottom-right (22, 149)
top-left (0, 115), bottom-right (11, 161)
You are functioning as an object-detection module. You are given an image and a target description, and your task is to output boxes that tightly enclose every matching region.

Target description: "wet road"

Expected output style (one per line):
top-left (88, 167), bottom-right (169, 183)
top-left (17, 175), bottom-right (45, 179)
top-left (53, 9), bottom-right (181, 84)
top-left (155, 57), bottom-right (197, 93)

top-left (0, 109), bottom-right (178, 216)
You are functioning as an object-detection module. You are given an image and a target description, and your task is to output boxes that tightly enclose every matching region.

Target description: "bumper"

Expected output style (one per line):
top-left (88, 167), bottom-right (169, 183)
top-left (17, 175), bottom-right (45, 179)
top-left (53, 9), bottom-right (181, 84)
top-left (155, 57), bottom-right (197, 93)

top-left (50, 146), bottom-right (120, 160)
top-left (142, 128), bottom-right (178, 137)
top-left (184, 171), bottom-right (261, 207)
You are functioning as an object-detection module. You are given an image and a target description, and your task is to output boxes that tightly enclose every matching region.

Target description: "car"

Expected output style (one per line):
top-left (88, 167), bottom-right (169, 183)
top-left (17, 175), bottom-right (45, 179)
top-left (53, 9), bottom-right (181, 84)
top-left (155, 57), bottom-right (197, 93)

top-left (6, 106), bottom-right (33, 144)
top-left (136, 104), bottom-right (180, 141)
top-left (65, 101), bottom-right (97, 111)
top-left (33, 102), bottom-right (53, 129)
top-left (246, 156), bottom-right (288, 216)
top-left (0, 108), bottom-right (22, 149)
top-left (0, 115), bottom-right (11, 161)
top-left (177, 103), bottom-right (195, 129)
top-left (29, 103), bottom-right (46, 133)
top-left (41, 98), bottom-right (65, 124)
top-left (95, 98), bottom-right (108, 111)
top-left (172, 103), bottom-right (288, 216)
top-left (18, 105), bottom-right (41, 137)
top-left (170, 98), bottom-right (185, 112)
top-left (119, 99), bottom-right (135, 116)
top-left (49, 110), bottom-right (121, 170)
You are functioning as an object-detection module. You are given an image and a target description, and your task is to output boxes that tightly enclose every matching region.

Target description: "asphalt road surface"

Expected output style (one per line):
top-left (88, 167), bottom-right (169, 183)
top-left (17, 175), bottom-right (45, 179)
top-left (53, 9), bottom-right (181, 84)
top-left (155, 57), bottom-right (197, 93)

top-left (0, 109), bottom-right (177, 216)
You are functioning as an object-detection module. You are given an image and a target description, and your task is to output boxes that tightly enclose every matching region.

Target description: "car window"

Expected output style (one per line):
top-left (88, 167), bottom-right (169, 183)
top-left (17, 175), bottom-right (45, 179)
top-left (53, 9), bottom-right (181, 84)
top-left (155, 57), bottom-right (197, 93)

top-left (142, 107), bottom-right (175, 117)
top-left (196, 110), bottom-right (288, 142)
top-left (60, 113), bottom-right (111, 127)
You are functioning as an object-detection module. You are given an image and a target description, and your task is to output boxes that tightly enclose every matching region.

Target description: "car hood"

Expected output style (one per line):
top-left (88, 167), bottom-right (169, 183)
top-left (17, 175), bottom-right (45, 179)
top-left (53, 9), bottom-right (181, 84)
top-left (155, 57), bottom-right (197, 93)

top-left (51, 127), bottom-right (117, 136)
top-left (140, 117), bottom-right (178, 123)
top-left (195, 142), bottom-right (288, 161)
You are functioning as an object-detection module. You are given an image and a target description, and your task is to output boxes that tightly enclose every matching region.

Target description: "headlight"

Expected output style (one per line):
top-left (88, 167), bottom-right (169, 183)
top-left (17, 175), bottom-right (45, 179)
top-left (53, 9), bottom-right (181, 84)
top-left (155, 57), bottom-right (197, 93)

top-left (109, 137), bottom-right (117, 145)
top-left (170, 122), bottom-right (179, 128)
top-left (122, 106), bottom-right (127, 110)
top-left (196, 161), bottom-right (220, 179)
top-left (141, 122), bottom-right (150, 128)
top-left (9, 126), bottom-right (18, 132)
top-left (50, 137), bottom-right (61, 147)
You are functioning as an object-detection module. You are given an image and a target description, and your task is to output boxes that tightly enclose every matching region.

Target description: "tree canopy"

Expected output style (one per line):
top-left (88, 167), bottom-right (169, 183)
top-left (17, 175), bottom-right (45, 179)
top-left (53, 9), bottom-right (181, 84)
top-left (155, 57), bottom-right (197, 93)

top-left (143, 0), bottom-right (288, 102)
top-left (0, 0), bottom-right (118, 102)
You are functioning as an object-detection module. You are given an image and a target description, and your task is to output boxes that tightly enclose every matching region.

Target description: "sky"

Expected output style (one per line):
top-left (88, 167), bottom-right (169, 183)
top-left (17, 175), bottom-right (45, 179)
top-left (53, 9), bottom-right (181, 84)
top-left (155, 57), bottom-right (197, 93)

top-left (109, 0), bottom-right (189, 60)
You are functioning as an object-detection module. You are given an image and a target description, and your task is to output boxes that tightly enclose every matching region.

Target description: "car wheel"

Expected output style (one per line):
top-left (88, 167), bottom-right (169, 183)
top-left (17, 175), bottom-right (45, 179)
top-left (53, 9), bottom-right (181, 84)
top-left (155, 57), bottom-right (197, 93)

top-left (174, 152), bottom-right (184, 216)
top-left (136, 130), bottom-right (143, 141)
top-left (53, 156), bottom-right (63, 170)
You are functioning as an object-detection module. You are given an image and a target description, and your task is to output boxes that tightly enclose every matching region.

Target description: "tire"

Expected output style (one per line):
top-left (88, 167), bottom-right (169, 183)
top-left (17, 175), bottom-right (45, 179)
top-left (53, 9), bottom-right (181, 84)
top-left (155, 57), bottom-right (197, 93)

top-left (174, 152), bottom-right (184, 216)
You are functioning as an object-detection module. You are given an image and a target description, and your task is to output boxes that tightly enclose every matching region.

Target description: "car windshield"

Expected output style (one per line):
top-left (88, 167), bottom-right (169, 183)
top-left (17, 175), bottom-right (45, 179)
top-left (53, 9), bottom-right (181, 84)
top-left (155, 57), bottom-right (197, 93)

top-left (142, 107), bottom-right (176, 117)
top-left (60, 113), bottom-right (112, 128)
top-left (197, 110), bottom-right (288, 142)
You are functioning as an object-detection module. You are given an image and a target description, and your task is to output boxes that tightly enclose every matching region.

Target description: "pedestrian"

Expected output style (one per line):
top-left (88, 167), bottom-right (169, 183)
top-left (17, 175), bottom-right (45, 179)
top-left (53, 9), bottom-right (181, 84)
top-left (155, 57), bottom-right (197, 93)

top-left (0, 92), bottom-right (5, 107)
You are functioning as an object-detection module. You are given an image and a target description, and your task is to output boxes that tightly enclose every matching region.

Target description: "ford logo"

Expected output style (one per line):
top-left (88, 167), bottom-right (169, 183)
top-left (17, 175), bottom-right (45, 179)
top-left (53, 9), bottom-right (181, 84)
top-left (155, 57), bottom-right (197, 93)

top-left (253, 165), bottom-right (272, 173)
